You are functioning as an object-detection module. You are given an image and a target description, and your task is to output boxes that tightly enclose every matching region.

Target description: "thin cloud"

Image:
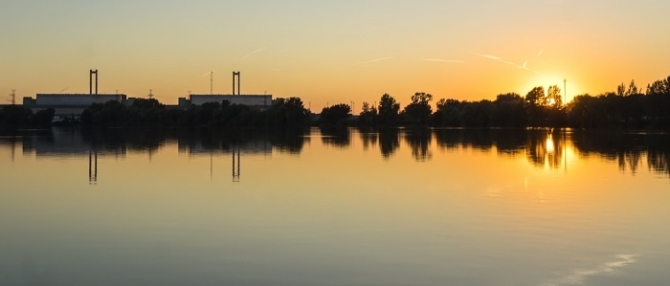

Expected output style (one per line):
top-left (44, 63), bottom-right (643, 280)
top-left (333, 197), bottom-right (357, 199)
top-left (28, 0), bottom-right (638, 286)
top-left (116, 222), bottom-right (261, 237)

top-left (422, 59), bottom-right (465, 63)
top-left (538, 49), bottom-right (544, 57)
top-left (241, 47), bottom-right (267, 61)
top-left (353, 56), bottom-right (392, 66)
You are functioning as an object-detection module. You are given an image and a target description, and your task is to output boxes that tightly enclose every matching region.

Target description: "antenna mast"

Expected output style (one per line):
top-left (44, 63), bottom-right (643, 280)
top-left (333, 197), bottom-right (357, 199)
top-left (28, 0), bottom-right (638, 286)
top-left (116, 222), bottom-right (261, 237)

top-left (210, 71), bottom-right (213, 95)
top-left (9, 89), bottom-right (15, 105)
top-left (148, 89), bottom-right (154, 99)
top-left (563, 78), bottom-right (567, 104)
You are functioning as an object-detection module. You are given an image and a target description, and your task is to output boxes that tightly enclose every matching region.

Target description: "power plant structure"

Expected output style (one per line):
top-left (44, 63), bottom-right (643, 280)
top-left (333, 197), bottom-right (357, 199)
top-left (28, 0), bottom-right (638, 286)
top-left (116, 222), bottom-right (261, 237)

top-left (22, 69), bottom-right (126, 120)
top-left (180, 71), bottom-right (272, 108)
top-left (19, 69), bottom-right (273, 121)
top-left (90, 69), bottom-right (98, 94)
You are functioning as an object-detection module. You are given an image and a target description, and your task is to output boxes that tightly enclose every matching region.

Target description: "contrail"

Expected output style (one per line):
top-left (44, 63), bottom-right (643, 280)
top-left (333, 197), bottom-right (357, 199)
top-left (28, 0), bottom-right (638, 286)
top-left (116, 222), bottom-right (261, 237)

top-left (471, 51), bottom-right (541, 74)
top-left (241, 47), bottom-right (267, 61)
top-left (353, 56), bottom-right (392, 66)
top-left (423, 59), bottom-right (465, 63)
top-left (470, 52), bottom-right (502, 61)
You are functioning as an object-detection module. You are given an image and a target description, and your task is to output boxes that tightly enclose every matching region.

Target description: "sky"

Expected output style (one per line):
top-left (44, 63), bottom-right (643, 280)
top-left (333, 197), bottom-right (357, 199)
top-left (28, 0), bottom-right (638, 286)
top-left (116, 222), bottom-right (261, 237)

top-left (1, 0), bottom-right (669, 111)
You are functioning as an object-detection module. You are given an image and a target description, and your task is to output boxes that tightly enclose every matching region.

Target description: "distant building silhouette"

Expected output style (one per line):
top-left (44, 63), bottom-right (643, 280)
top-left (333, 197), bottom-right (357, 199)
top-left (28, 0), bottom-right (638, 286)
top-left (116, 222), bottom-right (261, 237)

top-left (179, 71), bottom-right (271, 108)
top-left (23, 93), bottom-right (127, 120)
top-left (181, 94), bottom-right (271, 108)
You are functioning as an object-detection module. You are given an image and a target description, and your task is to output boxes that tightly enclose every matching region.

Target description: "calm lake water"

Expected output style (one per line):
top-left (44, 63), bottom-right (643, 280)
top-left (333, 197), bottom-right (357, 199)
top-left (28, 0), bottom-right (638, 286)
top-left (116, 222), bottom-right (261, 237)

top-left (1, 127), bottom-right (669, 286)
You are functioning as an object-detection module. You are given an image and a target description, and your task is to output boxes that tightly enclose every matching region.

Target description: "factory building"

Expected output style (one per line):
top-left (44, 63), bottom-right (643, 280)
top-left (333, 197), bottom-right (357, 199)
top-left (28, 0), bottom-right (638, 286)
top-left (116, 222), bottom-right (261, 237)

top-left (182, 94), bottom-right (271, 108)
top-left (23, 93), bottom-right (127, 119)
top-left (17, 70), bottom-right (274, 120)
top-left (21, 69), bottom-right (127, 120)
top-left (179, 71), bottom-right (272, 109)
top-left (31, 93), bottom-right (126, 106)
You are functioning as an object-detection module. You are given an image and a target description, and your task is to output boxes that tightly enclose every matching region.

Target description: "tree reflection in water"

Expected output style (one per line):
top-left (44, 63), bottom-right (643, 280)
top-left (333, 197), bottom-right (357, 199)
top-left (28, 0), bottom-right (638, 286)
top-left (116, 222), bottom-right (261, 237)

top-left (357, 127), bottom-right (378, 151)
top-left (3, 127), bottom-right (670, 178)
top-left (378, 128), bottom-right (400, 159)
top-left (526, 130), bottom-right (564, 169)
top-left (320, 127), bottom-right (350, 148)
top-left (404, 128), bottom-right (432, 161)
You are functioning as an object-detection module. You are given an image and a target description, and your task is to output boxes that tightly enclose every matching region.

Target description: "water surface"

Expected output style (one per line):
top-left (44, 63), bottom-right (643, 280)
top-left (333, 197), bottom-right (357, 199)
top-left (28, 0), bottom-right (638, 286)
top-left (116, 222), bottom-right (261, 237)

top-left (1, 128), bottom-right (669, 285)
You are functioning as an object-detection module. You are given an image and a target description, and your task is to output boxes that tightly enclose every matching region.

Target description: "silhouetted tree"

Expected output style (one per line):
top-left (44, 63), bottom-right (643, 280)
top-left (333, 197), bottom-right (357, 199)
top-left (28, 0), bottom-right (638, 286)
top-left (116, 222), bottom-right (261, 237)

top-left (402, 92), bottom-right (433, 125)
top-left (358, 102), bottom-right (378, 126)
top-left (547, 85), bottom-right (562, 108)
top-left (492, 93), bottom-right (526, 127)
top-left (626, 80), bottom-right (639, 96)
top-left (132, 98), bottom-right (162, 109)
top-left (319, 103), bottom-right (351, 127)
top-left (266, 97), bottom-right (311, 129)
top-left (432, 98), bottom-right (462, 126)
top-left (646, 77), bottom-right (670, 95)
top-left (31, 108), bottom-right (55, 127)
top-left (617, 82), bottom-right (626, 97)
top-left (526, 86), bottom-right (546, 107)
top-left (459, 100), bottom-right (494, 127)
top-left (0, 105), bottom-right (34, 128)
top-left (378, 93), bottom-right (400, 126)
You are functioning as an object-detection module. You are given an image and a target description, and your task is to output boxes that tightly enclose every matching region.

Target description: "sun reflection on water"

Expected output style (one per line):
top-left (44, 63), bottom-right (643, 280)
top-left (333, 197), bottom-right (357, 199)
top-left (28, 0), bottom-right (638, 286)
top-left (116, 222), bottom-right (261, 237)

top-left (545, 135), bottom-right (556, 154)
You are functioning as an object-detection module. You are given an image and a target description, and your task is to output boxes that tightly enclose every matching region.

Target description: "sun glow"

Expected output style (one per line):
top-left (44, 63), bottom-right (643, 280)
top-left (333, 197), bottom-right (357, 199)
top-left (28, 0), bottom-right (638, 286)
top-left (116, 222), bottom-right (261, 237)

top-left (522, 74), bottom-right (584, 104)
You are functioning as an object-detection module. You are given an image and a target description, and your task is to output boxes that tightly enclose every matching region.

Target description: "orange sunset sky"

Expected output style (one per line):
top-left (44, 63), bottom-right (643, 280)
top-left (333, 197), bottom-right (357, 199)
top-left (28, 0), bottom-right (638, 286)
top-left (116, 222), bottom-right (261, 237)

top-left (1, 0), bottom-right (669, 111)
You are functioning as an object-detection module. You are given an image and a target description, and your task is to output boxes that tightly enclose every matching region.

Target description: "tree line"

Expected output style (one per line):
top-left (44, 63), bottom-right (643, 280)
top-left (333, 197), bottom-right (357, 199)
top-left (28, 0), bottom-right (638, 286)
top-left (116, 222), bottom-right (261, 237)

top-left (350, 128), bottom-right (670, 176)
top-left (320, 75), bottom-right (670, 129)
top-left (80, 97), bottom-right (311, 130)
top-left (2, 75), bottom-right (669, 130)
top-left (0, 105), bottom-right (54, 129)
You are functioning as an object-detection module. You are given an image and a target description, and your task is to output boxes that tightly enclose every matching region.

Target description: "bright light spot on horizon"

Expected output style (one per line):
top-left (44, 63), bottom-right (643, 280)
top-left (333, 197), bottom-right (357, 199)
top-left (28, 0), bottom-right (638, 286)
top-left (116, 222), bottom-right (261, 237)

top-left (522, 74), bottom-right (584, 104)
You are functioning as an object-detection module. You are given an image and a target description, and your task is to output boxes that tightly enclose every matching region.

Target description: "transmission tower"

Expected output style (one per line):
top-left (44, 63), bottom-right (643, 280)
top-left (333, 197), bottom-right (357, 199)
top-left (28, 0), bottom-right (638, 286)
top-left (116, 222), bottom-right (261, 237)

top-left (9, 89), bottom-right (16, 105)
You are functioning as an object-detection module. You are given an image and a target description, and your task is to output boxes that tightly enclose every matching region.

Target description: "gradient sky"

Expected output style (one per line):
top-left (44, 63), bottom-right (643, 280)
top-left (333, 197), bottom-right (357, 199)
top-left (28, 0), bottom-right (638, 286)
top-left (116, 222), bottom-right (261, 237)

top-left (1, 0), bottom-right (669, 110)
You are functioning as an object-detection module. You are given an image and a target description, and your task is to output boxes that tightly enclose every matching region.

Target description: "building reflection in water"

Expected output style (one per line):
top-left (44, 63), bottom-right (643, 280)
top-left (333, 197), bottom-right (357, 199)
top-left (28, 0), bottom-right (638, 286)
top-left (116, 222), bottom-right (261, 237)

top-left (182, 137), bottom-right (270, 182)
top-left (232, 146), bottom-right (241, 182)
top-left (88, 148), bottom-right (98, 184)
top-left (1, 136), bottom-right (19, 162)
top-left (3, 127), bottom-right (670, 181)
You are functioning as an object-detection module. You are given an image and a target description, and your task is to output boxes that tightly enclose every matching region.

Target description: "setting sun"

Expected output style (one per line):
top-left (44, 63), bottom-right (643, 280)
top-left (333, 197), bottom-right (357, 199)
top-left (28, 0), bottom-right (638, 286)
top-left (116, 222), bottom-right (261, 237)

top-left (521, 74), bottom-right (584, 104)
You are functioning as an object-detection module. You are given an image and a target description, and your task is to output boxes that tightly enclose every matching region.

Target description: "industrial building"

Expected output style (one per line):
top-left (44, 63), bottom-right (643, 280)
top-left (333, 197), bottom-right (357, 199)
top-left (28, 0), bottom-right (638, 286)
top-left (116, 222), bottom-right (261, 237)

top-left (23, 93), bottom-right (127, 120)
top-left (182, 94), bottom-right (271, 108)
top-left (18, 70), bottom-right (273, 119)
top-left (21, 69), bottom-right (127, 120)
top-left (179, 72), bottom-right (272, 108)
